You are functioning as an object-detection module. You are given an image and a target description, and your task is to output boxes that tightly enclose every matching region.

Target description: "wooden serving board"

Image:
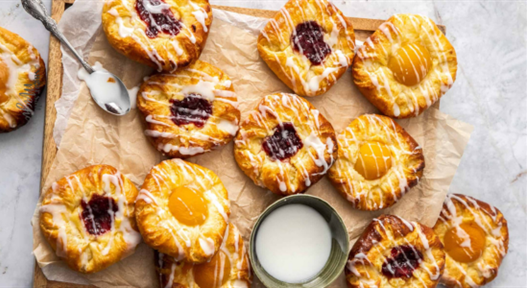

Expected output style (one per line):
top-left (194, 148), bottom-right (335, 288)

top-left (34, 1), bottom-right (445, 287)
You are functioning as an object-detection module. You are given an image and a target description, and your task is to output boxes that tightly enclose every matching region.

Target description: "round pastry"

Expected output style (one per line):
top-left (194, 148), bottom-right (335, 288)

top-left (156, 223), bottom-right (252, 288)
top-left (102, 0), bottom-right (212, 72)
top-left (352, 14), bottom-right (457, 118)
top-left (257, 0), bottom-right (355, 97)
top-left (328, 114), bottom-right (424, 210)
top-left (346, 214), bottom-right (445, 288)
top-left (234, 92), bottom-right (336, 195)
top-left (137, 60), bottom-right (240, 158)
top-left (433, 194), bottom-right (509, 288)
top-left (0, 27), bottom-right (46, 133)
top-left (39, 165), bottom-right (141, 274)
top-left (135, 159), bottom-right (230, 264)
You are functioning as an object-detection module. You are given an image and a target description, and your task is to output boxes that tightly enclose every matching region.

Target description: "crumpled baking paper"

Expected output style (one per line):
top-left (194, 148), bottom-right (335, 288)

top-left (33, 0), bottom-right (473, 287)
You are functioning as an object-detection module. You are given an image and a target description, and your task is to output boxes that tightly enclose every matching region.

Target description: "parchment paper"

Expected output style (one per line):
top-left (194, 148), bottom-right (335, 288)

top-left (32, 1), bottom-right (474, 287)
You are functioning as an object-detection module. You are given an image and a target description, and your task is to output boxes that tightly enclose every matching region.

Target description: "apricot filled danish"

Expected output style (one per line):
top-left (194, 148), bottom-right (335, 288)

top-left (257, 0), bottom-right (355, 97)
top-left (328, 114), bottom-right (424, 210)
top-left (0, 27), bottom-right (46, 133)
top-left (137, 60), bottom-right (240, 158)
top-left (353, 14), bottom-right (457, 118)
top-left (102, 0), bottom-right (212, 72)
top-left (135, 159), bottom-right (230, 264)
top-left (156, 223), bottom-right (252, 288)
top-left (433, 194), bottom-right (509, 288)
top-left (234, 93), bottom-right (336, 195)
top-left (346, 215), bottom-right (445, 288)
top-left (39, 165), bottom-right (141, 274)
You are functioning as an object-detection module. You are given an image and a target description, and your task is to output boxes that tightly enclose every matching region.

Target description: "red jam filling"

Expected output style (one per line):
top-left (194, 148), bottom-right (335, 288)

top-left (80, 194), bottom-right (118, 236)
top-left (170, 93), bottom-right (212, 128)
top-left (135, 0), bottom-right (182, 38)
top-left (262, 122), bottom-right (303, 161)
top-left (381, 245), bottom-right (423, 278)
top-left (291, 21), bottom-right (331, 65)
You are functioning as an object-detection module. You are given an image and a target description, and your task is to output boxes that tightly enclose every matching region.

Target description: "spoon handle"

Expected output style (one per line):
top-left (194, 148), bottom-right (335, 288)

top-left (21, 0), bottom-right (94, 74)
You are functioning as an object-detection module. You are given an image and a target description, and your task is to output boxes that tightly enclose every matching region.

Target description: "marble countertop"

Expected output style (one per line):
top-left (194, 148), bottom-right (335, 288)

top-left (0, 0), bottom-right (525, 287)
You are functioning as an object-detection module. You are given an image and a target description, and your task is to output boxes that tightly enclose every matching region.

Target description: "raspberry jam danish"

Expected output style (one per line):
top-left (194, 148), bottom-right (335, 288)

top-left (39, 165), bottom-right (141, 273)
top-left (433, 194), bottom-right (509, 288)
top-left (0, 27), bottom-right (46, 133)
top-left (234, 93), bottom-right (336, 195)
top-left (135, 159), bottom-right (230, 264)
top-left (346, 215), bottom-right (445, 288)
top-left (257, 0), bottom-right (355, 97)
top-left (156, 223), bottom-right (252, 288)
top-left (137, 60), bottom-right (240, 158)
top-left (353, 14), bottom-right (457, 118)
top-left (328, 114), bottom-right (424, 210)
top-left (102, 0), bottom-right (212, 72)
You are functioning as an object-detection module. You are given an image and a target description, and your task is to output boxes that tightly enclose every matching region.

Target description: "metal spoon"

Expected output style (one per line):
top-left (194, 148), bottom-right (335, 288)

top-left (21, 0), bottom-right (131, 116)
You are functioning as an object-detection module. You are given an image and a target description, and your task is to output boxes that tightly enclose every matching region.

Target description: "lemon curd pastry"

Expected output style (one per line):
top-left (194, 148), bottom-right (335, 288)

top-left (234, 93), bottom-right (336, 195)
top-left (257, 0), bottom-right (355, 97)
top-left (156, 223), bottom-right (252, 288)
top-left (433, 194), bottom-right (509, 288)
top-left (135, 159), bottom-right (230, 264)
top-left (137, 60), bottom-right (240, 158)
top-left (346, 215), bottom-right (445, 288)
top-left (353, 14), bottom-right (457, 118)
top-left (328, 114), bottom-right (424, 211)
top-left (39, 165), bottom-right (141, 274)
top-left (102, 0), bottom-right (212, 72)
top-left (0, 27), bottom-right (46, 133)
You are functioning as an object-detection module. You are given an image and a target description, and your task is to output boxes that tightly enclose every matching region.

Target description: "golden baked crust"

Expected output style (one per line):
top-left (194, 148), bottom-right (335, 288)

top-left (257, 0), bottom-right (355, 97)
top-left (39, 165), bottom-right (141, 274)
top-left (137, 60), bottom-right (240, 158)
top-left (102, 0), bottom-right (212, 72)
top-left (136, 159), bottom-right (230, 264)
top-left (346, 215), bottom-right (445, 288)
top-left (156, 223), bottom-right (252, 288)
top-left (328, 114), bottom-right (424, 210)
top-left (352, 14), bottom-right (457, 118)
top-left (234, 93), bottom-right (336, 195)
top-left (0, 27), bottom-right (46, 133)
top-left (433, 194), bottom-right (509, 288)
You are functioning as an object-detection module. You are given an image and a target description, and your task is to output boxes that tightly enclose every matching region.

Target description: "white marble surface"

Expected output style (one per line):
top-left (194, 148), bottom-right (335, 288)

top-left (0, 0), bottom-right (525, 287)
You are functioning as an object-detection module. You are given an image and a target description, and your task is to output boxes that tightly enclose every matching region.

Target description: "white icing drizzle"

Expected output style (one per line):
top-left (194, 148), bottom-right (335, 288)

top-left (331, 114), bottom-right (421, 209)
top-left (39, 168), bottom-right (141, 270)
top-left (236, 93), bottom-right (334, 194)
top-left (355, 14), bottom-right (455, 117)
top-left (438, 194), bottom-right (508, 286)
top-left (259, 0), bottom-right (355, 96)
top-left (104, 0), bottom-right (209, 72)
top-left (140, 64), bottom-right (239, 157)
top-left (138, 159), bottom-right (230, 262)
top-left (0, 40), bottom-right (41, 127)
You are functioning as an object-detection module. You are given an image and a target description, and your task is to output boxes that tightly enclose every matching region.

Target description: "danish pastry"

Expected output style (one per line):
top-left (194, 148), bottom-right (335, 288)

top-left (135, 159), bottom-right (230, 264)
top-left (0, 27), bottom-right (46, 133)
top-left (328, 114), bottom-right (424, 210)
top-left (156, 223), bottom-right (252, 288)
top-left (137, 60), bottom-right (240, 158)
top-left (353, 14), bottom-right (457, 118)
top-left (433, 194), bottom-right (509, 288)
top-left (257, 0), bottom-right (355, 97)
top-left (346, 215), bottom-right (445, 288)
top-left (102, 0), bottom-right (212, 72)
top-left (234, 93), bottom-right (336, 195)
top-left (39, 165), bottom-right (141, 274)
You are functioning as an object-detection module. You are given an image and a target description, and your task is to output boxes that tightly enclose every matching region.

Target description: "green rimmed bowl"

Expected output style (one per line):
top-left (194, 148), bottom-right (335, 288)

top-left (249, 194), bottom-right (349, 288)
